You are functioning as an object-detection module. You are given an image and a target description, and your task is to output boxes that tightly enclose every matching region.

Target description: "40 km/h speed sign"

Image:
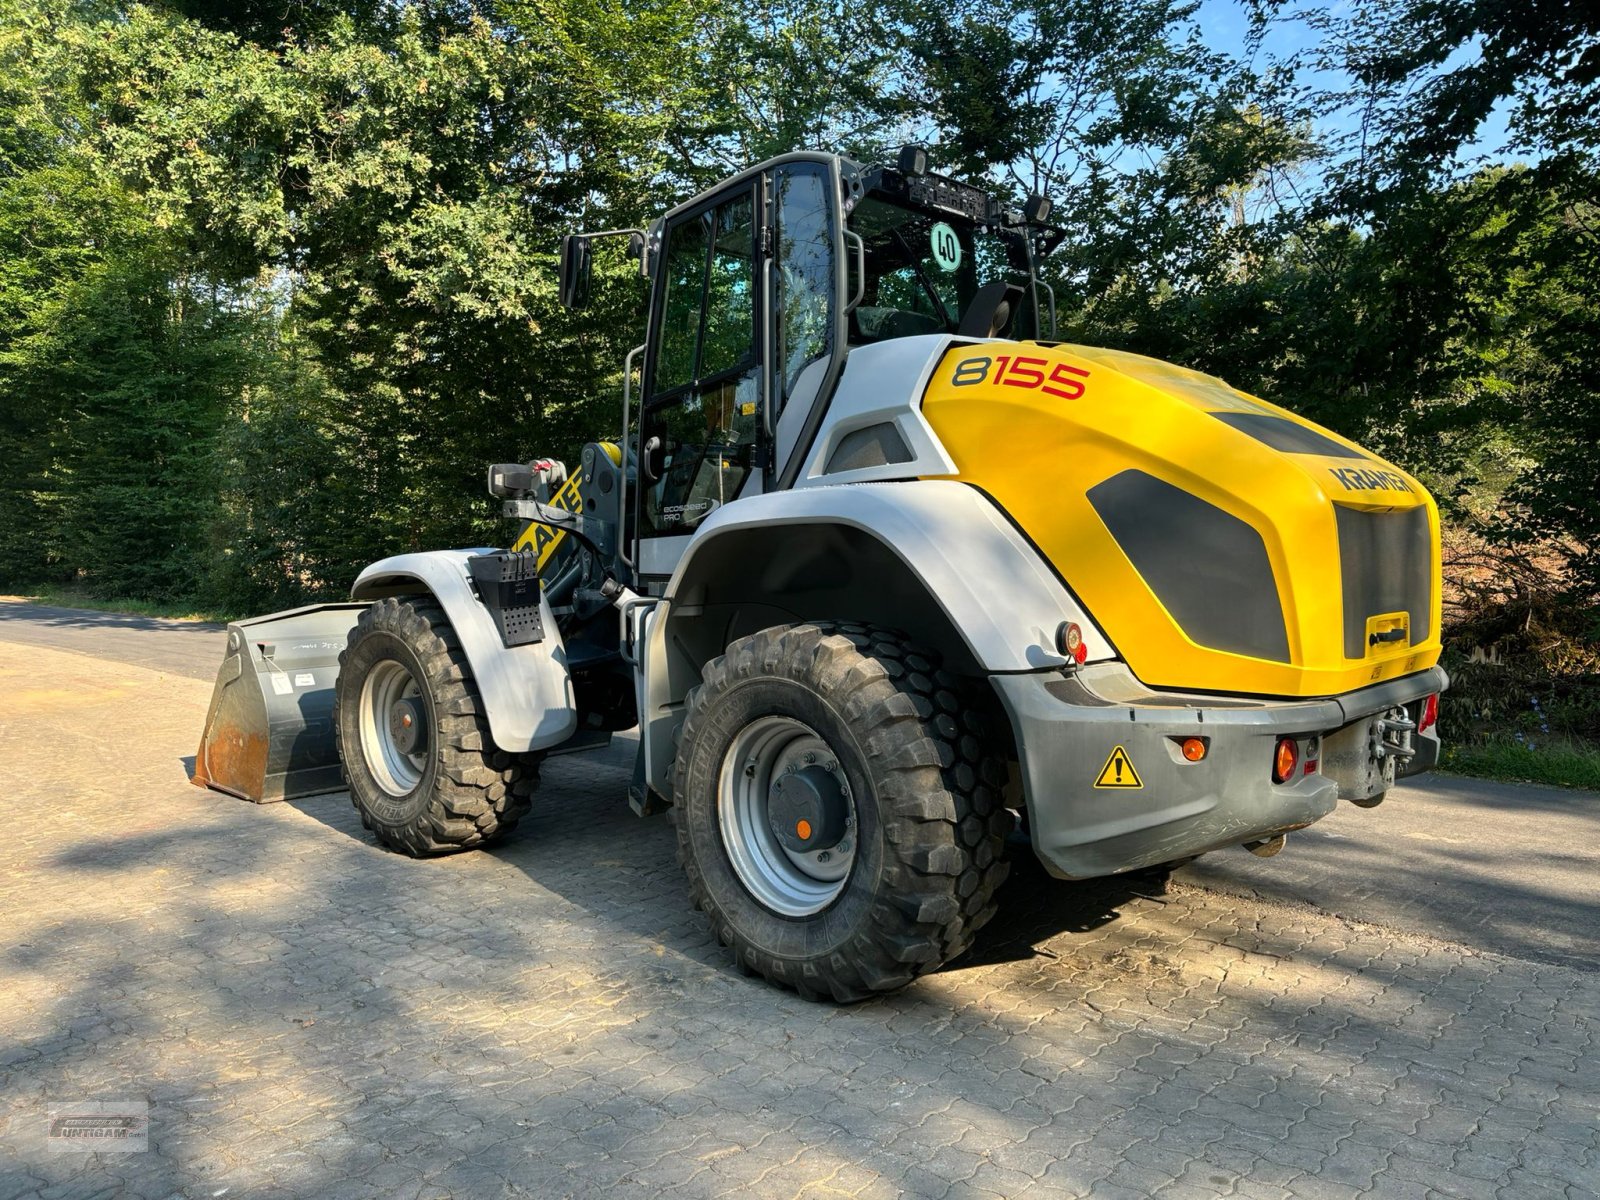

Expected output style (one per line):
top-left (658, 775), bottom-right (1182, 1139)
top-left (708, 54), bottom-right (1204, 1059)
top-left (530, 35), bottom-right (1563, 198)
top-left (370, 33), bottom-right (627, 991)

top-left (929, 222), bottom-right (961, 272)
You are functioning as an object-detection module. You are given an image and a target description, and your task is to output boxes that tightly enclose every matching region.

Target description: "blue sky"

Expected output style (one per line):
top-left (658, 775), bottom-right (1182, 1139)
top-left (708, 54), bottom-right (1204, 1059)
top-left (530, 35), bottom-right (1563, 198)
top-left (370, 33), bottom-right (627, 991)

top-left (1193, 0), bottom-right (1516, 162)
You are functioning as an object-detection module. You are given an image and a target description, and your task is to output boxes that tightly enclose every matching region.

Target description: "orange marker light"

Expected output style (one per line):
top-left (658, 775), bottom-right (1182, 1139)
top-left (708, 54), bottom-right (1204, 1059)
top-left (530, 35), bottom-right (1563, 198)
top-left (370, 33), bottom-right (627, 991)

top-left (1272, 737), bottom-right (1299, 783)
top-left (796, 819), bottom-right (812, 841)
top-left (1181, 737), bottom-right (1207, 762)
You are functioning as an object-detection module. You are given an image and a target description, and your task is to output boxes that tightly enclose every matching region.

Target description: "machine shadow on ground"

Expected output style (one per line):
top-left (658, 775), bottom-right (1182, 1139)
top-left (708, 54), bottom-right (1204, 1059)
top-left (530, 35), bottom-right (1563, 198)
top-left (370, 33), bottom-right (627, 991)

top-left (278, 727), bottom-right (1600, 982)
top-left (279, 736), bottom-right (1186, 982)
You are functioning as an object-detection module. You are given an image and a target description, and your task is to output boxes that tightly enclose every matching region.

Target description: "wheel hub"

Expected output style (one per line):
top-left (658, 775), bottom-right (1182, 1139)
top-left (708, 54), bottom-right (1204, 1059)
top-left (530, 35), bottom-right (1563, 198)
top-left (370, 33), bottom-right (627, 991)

top-left (358, 659), bottom-right (429, 798)
top-left (717, 716), bottom-right (858, 917)
top-left (388, 697), bottom-right (426, 755)
top-left (768, 766), bottom-right (849, 853)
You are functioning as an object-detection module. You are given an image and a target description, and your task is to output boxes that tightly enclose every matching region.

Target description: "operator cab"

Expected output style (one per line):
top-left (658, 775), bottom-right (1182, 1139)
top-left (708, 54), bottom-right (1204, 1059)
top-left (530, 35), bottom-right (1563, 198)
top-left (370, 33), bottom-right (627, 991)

top-left (558, 148), bottom-right (1061, 584)
top-left (846, 167), bottom-right (1041, 345)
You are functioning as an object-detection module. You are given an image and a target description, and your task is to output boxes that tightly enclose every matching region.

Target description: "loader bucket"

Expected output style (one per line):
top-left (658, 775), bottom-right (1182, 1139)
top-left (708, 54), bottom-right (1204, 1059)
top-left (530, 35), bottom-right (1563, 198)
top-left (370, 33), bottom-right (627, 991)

top-left (192, 603), bottom-right (370, 803)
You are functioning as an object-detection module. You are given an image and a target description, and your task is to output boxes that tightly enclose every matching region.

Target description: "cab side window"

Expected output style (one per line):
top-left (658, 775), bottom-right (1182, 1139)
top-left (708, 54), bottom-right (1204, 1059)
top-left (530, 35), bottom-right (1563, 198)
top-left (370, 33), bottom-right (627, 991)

top-left (772, 166), bottom-right (834, 416)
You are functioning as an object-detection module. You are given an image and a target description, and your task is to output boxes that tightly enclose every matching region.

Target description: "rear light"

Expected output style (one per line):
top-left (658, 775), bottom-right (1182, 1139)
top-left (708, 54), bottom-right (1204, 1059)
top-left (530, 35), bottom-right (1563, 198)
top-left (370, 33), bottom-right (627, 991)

top-left (1180, 737), bottom-right (1207, 762)
top-left (1419, 693), bottom-right (1438, 733)
top-left (1272, 737), bottom-right (1299, 783)
top-left (1057, 622), bottom-right (1088, 664)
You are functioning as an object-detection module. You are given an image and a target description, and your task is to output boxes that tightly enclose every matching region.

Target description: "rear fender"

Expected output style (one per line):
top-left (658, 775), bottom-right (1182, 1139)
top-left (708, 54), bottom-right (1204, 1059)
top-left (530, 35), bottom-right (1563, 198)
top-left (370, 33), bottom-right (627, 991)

top-left (637, 480), bottom-right (1106, 796)
top-left (351, 550), bottom-right (578, 753)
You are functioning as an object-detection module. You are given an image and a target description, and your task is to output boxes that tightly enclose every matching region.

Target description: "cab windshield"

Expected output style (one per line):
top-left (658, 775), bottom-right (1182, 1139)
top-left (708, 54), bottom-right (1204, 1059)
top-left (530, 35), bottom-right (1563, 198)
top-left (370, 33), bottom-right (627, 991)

top-left (847, 196), bottom-right (1030, 343)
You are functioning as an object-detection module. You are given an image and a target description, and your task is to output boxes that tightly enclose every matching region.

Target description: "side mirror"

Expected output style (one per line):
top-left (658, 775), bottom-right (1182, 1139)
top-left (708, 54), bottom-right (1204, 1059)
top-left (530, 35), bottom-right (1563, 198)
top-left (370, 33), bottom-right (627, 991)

top-left (559, 234), bottom-right (593, 309)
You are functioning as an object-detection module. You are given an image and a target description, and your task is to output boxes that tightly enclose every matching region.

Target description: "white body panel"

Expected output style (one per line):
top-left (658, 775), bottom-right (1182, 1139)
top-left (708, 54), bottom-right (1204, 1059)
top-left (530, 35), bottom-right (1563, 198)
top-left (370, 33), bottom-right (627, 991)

top-left (795, 335), bottom-right (963, 486)
top-left (667, 480), bottom-right (1104, 670)
top-left (637, 532), bottom-right (694, 579)
top-left (351, 550), bottom-right (578, 753)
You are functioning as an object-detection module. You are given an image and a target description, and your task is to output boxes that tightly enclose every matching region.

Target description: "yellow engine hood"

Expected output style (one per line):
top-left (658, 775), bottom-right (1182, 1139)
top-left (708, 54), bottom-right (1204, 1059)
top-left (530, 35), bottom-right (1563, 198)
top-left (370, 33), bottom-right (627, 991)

top-left (920, 341), bottom-right (1443, 698)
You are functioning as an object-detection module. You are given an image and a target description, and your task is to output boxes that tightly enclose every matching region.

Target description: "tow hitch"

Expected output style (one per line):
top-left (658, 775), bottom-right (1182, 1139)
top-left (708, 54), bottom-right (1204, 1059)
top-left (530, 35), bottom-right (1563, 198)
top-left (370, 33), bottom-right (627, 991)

top-left (1322, 703), bottom-right (1420, 807)
top-left (1371, 706), bottom-right (1417, 766)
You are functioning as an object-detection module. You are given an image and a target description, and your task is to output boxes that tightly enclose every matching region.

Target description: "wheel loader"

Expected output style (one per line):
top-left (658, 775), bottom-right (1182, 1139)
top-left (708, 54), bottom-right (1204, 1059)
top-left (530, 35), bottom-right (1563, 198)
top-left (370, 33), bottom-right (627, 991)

top-left (195, 148), bottom-right (1447, 1001)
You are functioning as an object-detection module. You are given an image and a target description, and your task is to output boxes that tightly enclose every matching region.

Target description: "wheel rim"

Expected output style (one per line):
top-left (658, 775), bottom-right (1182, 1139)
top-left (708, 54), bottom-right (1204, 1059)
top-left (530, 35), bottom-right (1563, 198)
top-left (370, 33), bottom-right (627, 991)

top-left (718, 715), bottom-right (858, 917)
top-left (358, 659), bottom-right (428, 797)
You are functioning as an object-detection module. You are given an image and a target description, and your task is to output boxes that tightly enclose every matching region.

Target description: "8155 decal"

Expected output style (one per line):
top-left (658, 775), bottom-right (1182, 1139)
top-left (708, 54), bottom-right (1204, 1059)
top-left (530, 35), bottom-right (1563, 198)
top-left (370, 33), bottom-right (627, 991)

top-left (950, 354), bottom-right (1090, 400)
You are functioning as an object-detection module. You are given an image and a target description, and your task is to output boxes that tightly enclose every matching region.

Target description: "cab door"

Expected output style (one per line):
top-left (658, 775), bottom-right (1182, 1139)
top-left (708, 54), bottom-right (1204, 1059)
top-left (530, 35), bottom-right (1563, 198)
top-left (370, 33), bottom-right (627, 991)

top-left (636, 183), bottom-right (764, 581)
top-left (633, 158), bottom-right (843, 583)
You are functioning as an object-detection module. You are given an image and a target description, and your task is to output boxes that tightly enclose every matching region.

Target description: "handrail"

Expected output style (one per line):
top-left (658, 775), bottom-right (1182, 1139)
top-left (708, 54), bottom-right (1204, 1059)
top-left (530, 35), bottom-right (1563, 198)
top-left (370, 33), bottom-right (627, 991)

top-left (618, 342), bottom-right (646, 570)
top-left (1038, 279), bottom-right (1059, 339)
top-left (843, 230), bottom-right (867, 311)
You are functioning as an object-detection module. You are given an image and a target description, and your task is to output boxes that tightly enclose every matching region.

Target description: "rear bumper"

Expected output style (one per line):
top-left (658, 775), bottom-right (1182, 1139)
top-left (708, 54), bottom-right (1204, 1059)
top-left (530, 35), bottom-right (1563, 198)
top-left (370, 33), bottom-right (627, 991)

top-left (993, 664), bottom-right (1448, 880)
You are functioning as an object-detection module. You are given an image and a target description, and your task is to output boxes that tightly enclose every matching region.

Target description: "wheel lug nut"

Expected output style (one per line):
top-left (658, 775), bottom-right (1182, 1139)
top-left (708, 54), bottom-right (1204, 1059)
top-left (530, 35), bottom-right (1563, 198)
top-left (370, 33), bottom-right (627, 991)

top-left (817, 851), bottom-right (831, 862)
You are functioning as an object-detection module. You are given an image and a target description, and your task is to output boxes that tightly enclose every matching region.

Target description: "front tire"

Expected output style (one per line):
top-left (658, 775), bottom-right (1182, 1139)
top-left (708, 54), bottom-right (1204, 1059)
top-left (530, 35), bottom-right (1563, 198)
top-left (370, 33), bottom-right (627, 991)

top-left (673, 622), bottom-right (1013, 1001)
top-left (335, 597), bottom-right (535, 855)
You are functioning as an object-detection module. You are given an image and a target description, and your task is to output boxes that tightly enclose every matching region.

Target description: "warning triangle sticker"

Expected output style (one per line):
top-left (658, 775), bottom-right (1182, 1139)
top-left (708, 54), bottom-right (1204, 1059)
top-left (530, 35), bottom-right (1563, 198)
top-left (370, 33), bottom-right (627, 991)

top-left (1093, 745), bottom-right (1143, 789)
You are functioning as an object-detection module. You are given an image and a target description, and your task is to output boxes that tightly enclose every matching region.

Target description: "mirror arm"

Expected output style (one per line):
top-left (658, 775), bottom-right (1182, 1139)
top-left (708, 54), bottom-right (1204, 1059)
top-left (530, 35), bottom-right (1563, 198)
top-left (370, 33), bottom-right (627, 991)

top-left (577, 227), bottom-right (649, 274)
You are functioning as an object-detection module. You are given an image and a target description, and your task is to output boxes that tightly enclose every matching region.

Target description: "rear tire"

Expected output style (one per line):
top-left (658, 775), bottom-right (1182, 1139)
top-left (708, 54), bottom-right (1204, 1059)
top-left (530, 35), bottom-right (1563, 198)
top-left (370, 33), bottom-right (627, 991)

top-left (673, 622), bottom-right (1013, 1001)
top-left (335, 597), bottom-right (535, 855)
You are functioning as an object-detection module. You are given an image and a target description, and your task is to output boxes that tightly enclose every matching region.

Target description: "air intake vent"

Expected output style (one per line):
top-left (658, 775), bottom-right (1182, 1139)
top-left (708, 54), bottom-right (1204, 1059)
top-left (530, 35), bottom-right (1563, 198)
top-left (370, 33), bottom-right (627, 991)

top-left (1088, 470), bottom-right (1290, 663)
top-left (1335, 505), bottom-right (1432, 658)
top-left (825, 423), bottom-right (912, 473)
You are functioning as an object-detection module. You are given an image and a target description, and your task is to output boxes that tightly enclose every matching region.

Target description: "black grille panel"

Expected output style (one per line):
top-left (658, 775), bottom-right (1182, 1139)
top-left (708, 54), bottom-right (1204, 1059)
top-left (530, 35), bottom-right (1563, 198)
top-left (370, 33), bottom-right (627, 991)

top-left (1089, 470), bottom-right (1290, 663)
top-left (1335, 506), bottom-right (1432, 658)
top-left (1212, 412), bottom-right (1367, 459)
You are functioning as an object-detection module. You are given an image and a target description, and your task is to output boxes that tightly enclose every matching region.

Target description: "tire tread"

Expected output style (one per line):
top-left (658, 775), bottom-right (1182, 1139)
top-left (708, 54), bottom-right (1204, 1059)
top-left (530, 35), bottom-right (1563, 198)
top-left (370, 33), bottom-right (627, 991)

top-left (334, 597), bottom-right (537, 856)
top-left (673, 621), bottom-right (1012, 1001)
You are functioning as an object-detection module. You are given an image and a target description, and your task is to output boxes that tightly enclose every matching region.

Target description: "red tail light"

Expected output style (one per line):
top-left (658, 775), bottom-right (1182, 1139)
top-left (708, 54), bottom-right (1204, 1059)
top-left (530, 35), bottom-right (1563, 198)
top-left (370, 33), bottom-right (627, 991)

top-left (1057, 622), bottom-right (1088, 664)
top-left (1419, 693), bottom-right (1438, 733)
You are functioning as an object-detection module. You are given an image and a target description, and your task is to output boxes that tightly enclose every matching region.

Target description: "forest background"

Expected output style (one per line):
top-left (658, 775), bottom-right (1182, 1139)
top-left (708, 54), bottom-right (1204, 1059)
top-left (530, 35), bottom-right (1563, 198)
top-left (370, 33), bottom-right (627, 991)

top-left (2, 0), bottom-right (1596, 781)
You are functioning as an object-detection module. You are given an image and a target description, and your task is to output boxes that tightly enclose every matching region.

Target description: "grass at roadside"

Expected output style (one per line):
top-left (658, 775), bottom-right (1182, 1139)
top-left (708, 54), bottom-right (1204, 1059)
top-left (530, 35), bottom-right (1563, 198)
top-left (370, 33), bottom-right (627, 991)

top-left (8, 585), bottom-right (238, 624)
top-left (1439, 737), bottom-right (1600, 792)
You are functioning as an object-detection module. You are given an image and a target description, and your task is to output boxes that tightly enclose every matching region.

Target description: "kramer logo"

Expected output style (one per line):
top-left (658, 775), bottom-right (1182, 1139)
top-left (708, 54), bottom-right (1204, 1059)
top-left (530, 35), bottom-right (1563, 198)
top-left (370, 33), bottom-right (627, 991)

top-left (47, 1102), bottom-right (149, 1153)
top-left (514, 470), bottom-right (586, 571)
top-left (1328, 465), bottom-right (1414, 493)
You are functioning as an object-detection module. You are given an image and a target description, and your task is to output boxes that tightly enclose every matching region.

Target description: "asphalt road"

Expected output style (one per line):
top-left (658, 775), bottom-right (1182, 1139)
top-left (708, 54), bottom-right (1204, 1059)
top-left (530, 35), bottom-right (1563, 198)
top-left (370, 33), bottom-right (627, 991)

top-left (2, 597), bottom-right (1595, 972)
top-left (0, 597), bottom-right (225, 681)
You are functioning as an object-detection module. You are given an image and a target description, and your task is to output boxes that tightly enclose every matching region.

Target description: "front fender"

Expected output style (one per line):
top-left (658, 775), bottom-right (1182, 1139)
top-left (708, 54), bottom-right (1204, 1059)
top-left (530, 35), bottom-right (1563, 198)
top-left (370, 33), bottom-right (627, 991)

top-left (351, 550), bottom-right (577, 753)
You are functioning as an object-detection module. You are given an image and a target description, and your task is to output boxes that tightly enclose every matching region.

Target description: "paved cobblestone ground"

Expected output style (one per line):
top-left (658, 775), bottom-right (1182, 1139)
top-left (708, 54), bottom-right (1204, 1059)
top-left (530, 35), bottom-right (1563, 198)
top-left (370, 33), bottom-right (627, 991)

top-left (1, 640), bottom-right (1597, 1199)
